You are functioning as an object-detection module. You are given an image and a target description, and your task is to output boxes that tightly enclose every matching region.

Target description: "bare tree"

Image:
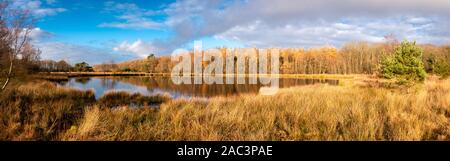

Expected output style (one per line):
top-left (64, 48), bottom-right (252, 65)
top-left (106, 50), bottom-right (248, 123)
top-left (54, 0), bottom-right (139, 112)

top-left (0, 1), bottom-right (36, 90)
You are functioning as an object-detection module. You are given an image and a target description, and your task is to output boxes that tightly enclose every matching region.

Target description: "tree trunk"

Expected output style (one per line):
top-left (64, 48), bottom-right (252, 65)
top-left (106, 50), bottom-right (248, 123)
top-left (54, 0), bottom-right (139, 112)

top-left (1, 60), bottom-right (13, 90)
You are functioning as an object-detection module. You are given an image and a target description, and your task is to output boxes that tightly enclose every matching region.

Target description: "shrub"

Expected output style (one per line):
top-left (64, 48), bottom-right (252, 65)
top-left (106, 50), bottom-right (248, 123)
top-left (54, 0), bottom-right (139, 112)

top-left (434, 58), bottom-right (450, 78)
top-left (74, 62), bottom-right (94, 72)
top-left (381, 41), bottom-right (427, 83)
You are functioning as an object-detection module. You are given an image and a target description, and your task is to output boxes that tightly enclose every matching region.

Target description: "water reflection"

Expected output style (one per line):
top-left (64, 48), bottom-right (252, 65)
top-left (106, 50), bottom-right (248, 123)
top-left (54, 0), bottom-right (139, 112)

top-left (58, 76), bottom-right (339, 99)
top-left (74, 77), bottom-right (91, 84)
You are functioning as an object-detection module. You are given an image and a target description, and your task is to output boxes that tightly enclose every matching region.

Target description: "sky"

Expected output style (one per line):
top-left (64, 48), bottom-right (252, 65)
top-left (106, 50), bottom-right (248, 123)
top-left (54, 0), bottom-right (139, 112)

top-left (12, 0), bottom-right (450, 64)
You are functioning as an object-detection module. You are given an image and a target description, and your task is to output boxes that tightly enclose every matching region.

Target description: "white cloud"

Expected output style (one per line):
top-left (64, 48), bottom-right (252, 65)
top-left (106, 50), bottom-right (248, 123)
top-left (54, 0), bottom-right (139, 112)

top-left (33, 7), bottom-right (66, 16)
top-left (103, 1), bottom-right (140, 13)
top-left (29, 28), bottom-right (53, 41)
top-left (113, 40), bottom-right (157, 58)
top-left (407, 17), bottom-right (430, 24)
top-left (99, 1), bottom-right (163, 29)
top-left (215, 16), bottom-right (450, 48)
top-left (98, 14), bottom-right (162, 29)
top-left (215, 21), bottom-right (383, 48)
top-left (11, 0), bottom-right (66, 17)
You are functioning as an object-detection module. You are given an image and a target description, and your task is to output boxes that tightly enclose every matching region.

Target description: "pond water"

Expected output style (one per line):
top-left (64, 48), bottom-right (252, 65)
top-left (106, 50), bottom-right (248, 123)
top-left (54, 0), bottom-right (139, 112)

top-left (56, 76), bottom-right (339, 99)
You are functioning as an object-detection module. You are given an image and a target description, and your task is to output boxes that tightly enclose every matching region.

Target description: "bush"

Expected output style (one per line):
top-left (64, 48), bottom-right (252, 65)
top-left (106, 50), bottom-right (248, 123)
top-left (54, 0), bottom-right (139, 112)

top-left (381, 41), bottom-right (427, 83)
top-left (74, 62), bottom-right (94, 72)
top-left (426, 54), bottom-right (450, 78)
top-left (433, 58), bottom-right (450, 78)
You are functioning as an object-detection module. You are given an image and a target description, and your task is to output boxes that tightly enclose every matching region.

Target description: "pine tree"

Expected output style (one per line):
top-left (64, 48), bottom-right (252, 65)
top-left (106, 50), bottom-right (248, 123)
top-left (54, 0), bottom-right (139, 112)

top-left (380, 41), bottom-right (426, 83)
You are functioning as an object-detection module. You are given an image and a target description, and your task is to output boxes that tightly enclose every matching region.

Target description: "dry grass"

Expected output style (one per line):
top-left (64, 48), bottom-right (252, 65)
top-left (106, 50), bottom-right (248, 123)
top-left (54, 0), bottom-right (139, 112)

top-left (96, 91), bottom-right (171, 108)
top-left (63, 107), bottom-right (158, 140)
top-left (0, 81), bottom-right (95, 140)
top-left (0, 81), bottom-right (173, 140)
top-left (63, 78), bottom-right (450, 141)
top-left (1, 77), bottom-right (448, 141)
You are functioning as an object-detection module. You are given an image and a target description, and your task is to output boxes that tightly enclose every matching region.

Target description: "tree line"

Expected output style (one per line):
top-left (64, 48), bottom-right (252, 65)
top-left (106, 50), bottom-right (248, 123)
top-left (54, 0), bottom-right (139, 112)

top-left (102, 40), bottom-right (449, 78)
top-left (39, 60), bottom-right (94, 72)
top-left (94, 54), bottom-right (174, 73)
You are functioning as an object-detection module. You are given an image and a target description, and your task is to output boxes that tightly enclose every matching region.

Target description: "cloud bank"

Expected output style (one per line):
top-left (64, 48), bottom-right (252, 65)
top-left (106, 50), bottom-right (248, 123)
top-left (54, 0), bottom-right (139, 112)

top-left (103, 0), bottom-right (450, 53)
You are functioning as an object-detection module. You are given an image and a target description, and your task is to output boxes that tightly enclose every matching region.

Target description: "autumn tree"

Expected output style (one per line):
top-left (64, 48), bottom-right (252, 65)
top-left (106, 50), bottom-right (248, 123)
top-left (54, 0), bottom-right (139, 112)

top-left (94, 60), bottom-right (119, 72)
top-left (56, 60), bottom-right (72, 72)
top-left (39, 60), bottom-right (72, 72)
top-left (155, 56), bottom-right (172, 73)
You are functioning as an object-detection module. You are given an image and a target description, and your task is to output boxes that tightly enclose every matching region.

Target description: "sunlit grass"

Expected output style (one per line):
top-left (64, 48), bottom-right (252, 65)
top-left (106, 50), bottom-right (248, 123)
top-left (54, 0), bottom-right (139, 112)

top-left (64, 78), bottom-right (449, 141)
top-left (0, 81), bottom-right (96, 140)
top-left (1, 77), bottom-right (448, 140)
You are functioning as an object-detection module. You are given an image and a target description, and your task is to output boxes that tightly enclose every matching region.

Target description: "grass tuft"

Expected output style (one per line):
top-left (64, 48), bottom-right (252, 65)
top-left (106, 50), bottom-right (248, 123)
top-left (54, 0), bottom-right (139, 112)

top-left (96, 91), bottom-right (171, 108)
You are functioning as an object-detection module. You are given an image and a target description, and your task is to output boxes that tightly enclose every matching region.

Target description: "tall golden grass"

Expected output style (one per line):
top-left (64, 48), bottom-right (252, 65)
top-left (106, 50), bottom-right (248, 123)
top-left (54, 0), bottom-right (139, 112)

top-left (1, 77), bottom-right (448, 140)
top-left (0, 81), bottom-right (96, 140)
top-left (63, 78), bottom-right (449, 141)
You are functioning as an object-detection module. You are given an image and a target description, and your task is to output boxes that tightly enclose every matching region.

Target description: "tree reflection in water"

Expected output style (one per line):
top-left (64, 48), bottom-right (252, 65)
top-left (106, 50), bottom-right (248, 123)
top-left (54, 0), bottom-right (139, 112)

top-left (57, 76), bottom-right (338, 98)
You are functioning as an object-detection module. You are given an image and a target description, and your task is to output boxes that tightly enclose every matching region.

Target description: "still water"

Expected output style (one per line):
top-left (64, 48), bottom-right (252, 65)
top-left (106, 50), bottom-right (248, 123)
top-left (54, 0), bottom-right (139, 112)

top-left (57, 76), bottom-right (339, 99)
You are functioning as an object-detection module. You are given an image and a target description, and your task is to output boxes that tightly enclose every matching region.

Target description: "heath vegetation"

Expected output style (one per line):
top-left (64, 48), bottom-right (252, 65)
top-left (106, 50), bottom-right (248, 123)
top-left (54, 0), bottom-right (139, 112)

top-left (2, 77), bottom-right (447, 141)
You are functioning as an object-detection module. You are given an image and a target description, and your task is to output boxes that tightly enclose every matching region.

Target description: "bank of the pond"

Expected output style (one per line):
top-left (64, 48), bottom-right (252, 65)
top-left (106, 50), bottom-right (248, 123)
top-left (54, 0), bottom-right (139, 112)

top-left (37, 72), bottom-right (357, 80)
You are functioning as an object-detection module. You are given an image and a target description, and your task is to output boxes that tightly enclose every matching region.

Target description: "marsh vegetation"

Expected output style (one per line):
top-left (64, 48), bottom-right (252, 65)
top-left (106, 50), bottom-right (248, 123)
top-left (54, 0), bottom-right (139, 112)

top-left (1, 77), bottom-right (448, 140)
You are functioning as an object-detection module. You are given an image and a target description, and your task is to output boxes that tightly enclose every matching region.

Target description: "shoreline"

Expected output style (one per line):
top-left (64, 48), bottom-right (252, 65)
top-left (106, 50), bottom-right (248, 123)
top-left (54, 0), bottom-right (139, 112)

top-left (37, 72), bottom-right (359, 80)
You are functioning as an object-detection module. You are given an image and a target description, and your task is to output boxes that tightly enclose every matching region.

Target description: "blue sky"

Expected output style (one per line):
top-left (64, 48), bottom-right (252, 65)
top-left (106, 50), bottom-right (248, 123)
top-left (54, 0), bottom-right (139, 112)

top-left (37, 0), bottom-right (173, 47)
top-left (14, 0), bottom-right (450, 64)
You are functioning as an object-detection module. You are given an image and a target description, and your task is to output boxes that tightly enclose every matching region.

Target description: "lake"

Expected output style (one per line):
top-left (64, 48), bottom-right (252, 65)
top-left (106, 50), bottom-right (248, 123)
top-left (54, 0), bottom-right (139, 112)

top-left (57, 76), bottom-right (339, 99)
